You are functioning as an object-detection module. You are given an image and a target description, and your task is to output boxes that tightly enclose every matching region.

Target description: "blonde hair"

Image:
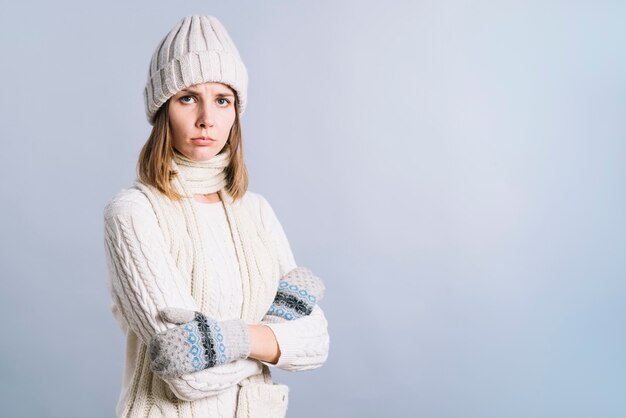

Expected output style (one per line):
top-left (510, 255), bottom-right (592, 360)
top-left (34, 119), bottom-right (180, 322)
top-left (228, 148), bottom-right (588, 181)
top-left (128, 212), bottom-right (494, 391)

top-left (137, 94), bottom-right (248, 202)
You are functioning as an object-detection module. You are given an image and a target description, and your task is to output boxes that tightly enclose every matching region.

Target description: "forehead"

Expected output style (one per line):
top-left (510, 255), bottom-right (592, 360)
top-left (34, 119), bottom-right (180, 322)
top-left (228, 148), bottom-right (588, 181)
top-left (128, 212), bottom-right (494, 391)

top-left (180, 82), bottom-right (234, 95)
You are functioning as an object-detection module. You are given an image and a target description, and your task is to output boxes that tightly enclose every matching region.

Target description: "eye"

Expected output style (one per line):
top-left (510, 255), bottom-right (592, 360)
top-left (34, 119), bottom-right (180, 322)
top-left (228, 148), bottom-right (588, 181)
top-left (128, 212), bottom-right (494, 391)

top-left (179, 95), bottom-right (195, 104)
top-left (217, 97), bottom-right (231, 106)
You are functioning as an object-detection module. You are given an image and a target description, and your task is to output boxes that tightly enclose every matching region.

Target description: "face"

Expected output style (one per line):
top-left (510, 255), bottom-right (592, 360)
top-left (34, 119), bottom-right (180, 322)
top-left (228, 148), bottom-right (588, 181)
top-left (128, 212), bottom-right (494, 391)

top-left (168, 82), bottom-right (237, 161)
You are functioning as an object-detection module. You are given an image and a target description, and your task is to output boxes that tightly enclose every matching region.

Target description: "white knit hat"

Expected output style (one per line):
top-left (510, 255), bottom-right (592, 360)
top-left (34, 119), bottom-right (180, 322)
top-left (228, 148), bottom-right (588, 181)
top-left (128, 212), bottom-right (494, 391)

top-left (144, 15), bottom-right (248, 125)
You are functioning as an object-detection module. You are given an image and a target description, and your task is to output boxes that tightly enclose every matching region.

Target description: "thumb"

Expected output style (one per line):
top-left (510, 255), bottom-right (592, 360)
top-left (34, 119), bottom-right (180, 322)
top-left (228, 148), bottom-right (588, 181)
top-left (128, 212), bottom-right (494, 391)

top-left (160, 307), bottom-right (196, 324)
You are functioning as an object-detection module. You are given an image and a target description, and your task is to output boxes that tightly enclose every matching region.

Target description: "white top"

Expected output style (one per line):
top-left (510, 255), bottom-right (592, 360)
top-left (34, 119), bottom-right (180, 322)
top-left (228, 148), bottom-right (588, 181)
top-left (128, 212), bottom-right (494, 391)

top-left (104, 188), bottom-right (329, 417)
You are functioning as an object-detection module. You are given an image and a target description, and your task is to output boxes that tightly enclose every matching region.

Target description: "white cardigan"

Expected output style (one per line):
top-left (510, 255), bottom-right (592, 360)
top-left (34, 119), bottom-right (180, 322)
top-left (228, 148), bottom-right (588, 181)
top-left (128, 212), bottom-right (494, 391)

top-left (104, 187), bottom-right (329, 417)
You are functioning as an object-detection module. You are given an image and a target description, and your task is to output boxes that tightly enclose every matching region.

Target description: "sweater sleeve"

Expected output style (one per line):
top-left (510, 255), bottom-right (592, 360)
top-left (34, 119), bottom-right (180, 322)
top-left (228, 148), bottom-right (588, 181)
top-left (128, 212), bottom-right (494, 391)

top-left (103, 189), bottom-right (262, 401)
top-left (255, 193), bottom-right (330, 371)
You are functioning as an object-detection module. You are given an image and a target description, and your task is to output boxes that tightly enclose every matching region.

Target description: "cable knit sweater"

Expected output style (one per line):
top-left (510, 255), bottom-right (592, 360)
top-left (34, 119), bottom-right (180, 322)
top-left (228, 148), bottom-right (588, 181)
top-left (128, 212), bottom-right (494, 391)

top-left (103, 186), bottom-right (329, 417)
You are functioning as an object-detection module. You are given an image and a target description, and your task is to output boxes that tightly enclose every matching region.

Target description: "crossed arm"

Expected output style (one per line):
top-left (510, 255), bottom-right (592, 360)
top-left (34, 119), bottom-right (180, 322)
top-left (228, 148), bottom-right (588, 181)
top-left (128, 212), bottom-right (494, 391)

top-left (103, 189), bottom-right (329, 401)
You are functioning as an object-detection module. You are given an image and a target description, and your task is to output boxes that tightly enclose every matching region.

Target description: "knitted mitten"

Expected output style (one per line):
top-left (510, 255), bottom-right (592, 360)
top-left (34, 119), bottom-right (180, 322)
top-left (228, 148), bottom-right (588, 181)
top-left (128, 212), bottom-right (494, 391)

top-left (265, 266), bottom-right (325, 321)
top-left (149, 308), bottom-right (250, 378)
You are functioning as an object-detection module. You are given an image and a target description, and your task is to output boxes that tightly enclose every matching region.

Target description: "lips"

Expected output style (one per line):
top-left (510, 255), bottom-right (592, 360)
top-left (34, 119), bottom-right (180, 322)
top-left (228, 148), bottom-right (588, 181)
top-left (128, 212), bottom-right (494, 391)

top-left (191, 136), bottom-right (216, 145)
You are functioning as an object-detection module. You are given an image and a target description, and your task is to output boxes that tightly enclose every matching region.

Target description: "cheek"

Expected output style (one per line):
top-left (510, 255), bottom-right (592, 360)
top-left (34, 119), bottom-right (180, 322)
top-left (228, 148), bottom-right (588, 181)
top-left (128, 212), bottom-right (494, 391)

top-left (168, 113), bottom-right (186, 141)
top-left (220, 112), bottom-right (236, 136)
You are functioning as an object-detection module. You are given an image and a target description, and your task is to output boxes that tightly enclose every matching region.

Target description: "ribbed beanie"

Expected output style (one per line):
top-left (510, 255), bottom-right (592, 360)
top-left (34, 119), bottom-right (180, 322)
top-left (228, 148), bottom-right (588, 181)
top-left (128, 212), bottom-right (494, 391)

top-left (144, 15), bottom-right (248, 125)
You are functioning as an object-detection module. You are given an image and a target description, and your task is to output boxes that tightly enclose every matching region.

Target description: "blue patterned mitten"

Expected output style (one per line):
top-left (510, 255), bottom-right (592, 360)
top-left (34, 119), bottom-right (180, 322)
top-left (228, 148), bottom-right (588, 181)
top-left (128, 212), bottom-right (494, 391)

top-left (265, 266), bottom-right (325, 321)
top-left (149, 308), bottom-right (250, 379)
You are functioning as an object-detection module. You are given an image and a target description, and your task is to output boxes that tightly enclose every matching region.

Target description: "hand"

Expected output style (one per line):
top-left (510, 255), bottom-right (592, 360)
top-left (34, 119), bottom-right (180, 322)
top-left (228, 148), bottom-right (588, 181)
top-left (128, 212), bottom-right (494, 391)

top-left (149, 307), bottom-right (250, 378)
top-left (265, 266), bottom-right (325, 321)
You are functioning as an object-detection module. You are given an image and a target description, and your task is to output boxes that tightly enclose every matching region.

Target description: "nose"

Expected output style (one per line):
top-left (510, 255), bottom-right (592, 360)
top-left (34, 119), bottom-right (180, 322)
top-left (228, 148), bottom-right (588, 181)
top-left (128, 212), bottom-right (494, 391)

top-left (196, 102), bottom-right (215, 128)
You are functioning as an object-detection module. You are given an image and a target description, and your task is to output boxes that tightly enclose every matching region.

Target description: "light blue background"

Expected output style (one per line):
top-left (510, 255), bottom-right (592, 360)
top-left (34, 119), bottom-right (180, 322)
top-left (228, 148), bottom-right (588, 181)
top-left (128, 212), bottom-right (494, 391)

top-left (1, 1), bottom-right (625, 417)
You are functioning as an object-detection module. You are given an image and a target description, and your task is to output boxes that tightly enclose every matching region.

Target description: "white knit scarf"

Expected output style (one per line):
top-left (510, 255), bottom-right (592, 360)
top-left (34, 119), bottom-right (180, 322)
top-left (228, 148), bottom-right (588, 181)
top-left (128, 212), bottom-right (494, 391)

top-left (135, 149), bottom-right (280, 322)
top-left (132, 149), bottom-right (289, 417)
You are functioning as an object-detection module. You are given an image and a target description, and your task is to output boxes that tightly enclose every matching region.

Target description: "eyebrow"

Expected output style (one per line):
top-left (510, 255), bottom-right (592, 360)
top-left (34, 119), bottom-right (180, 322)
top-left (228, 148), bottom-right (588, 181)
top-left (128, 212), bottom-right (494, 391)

top-left (180, 88), bottom-right (234, 97)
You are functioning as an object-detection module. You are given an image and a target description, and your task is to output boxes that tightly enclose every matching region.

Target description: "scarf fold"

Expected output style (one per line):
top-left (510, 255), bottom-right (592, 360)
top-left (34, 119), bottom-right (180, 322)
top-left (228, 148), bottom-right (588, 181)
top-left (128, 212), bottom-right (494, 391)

top-left (172, 149), bottom-right (229, 195)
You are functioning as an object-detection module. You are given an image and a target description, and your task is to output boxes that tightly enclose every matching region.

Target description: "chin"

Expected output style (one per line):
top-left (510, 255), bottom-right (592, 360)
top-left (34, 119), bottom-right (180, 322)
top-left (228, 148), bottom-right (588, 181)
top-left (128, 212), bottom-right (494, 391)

top-left (198, 154), bottom-right (218, 162)
top-left (189, 150), bottom-right (218, 161)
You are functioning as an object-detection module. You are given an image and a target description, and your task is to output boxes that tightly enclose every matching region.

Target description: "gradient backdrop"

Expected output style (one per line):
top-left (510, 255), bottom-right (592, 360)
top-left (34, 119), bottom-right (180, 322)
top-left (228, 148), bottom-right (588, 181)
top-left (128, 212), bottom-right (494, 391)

top-left (1, 1), bottom-right (625, 417)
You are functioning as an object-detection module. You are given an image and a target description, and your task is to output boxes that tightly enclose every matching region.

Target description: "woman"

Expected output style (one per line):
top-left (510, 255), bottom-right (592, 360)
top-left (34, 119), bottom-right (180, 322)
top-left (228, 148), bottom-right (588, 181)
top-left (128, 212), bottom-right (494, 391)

top-left (103, 15), bottom-right (329, 418)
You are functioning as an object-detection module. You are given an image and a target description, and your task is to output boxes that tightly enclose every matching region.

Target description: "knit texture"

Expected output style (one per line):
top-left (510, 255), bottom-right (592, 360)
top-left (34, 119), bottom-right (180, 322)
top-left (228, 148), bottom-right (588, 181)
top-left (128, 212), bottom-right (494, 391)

top-left (134, 150), bottom-right (281, 416)
top-left (104, 164), bottom-right (330, 417)
top-left (144, 15), bottom-right (248, 124)
top-left (236, 382), bottom-right (289, 418)
top-left (267, 267), bottom-right (325, 321)
top-left (153, 148), bottom-right (280, 325)
top-left (149, 310), bottom-right (251, 378)
top-left (172, 149), bottom-right (229, 195)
